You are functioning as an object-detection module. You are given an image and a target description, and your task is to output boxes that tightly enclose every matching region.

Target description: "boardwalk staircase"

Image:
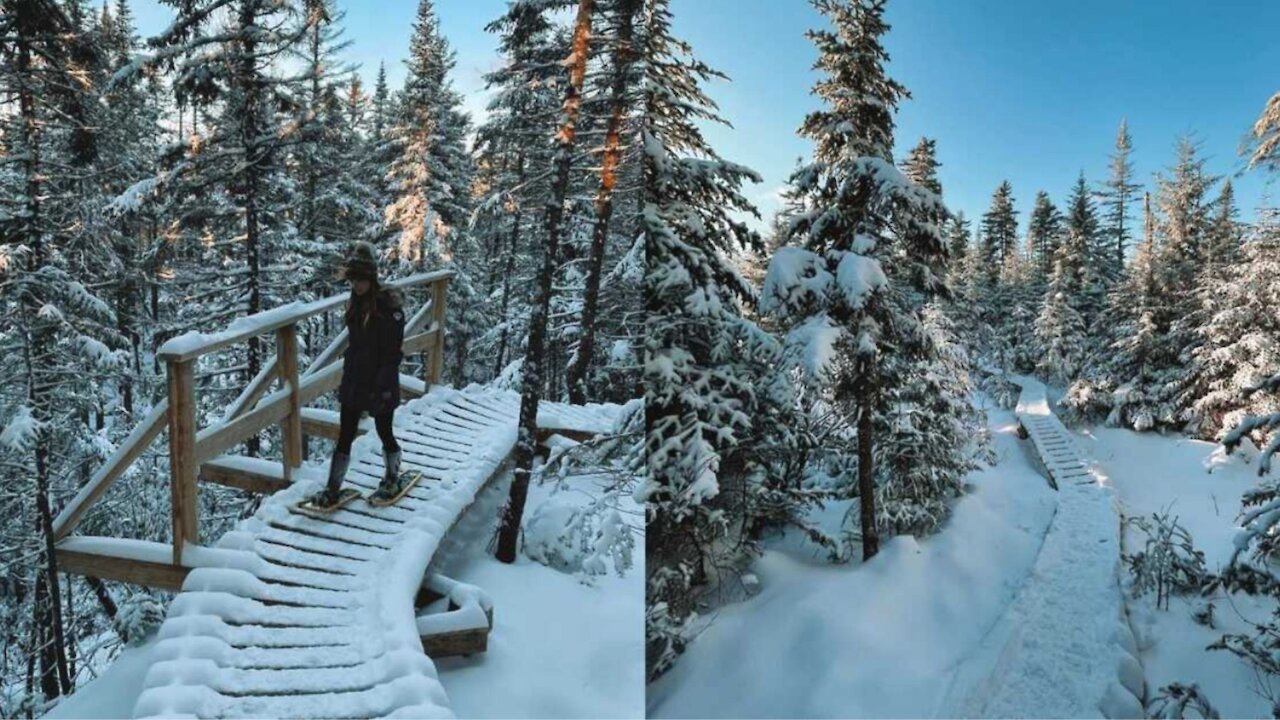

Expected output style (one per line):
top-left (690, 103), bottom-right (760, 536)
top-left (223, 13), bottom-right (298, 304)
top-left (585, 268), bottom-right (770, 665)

top-left (47, 271), bottom-right (625, 718)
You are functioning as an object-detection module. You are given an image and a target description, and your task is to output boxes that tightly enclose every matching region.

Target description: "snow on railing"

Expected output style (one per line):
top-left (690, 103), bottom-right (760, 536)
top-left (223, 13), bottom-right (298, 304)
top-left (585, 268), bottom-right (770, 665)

top-left (53, 269), bottom-right (454, 577)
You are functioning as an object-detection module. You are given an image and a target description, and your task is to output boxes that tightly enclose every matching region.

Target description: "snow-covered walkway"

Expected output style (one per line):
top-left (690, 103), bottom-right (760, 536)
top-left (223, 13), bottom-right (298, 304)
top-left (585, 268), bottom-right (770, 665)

top-left (650, 379), bottom-right (1147, 718)
top-left (128, 386), bottom-right (624, 719)
top-left (943, 376), bottom-right (1145, 718)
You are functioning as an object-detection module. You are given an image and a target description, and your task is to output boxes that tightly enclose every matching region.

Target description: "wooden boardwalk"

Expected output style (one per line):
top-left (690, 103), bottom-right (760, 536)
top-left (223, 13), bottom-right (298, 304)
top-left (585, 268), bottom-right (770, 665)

top-left (1012, 376), bottom-right (1092, 490)
top-left (126, 386), bottom-right (616, 719)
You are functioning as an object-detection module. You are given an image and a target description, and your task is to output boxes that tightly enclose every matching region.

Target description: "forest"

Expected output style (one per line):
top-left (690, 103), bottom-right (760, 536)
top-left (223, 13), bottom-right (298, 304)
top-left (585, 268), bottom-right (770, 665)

top-left (4, 0), bottom-right (1280, 717)
top-left (645, 1), bottom-right (1280, 718)
top-left (1, 0), bottom-right (643, 715)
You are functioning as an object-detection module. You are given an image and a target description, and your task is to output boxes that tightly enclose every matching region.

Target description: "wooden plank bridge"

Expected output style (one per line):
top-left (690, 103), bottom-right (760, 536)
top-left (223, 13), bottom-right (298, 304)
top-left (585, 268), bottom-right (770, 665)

top-left (46, 271), bottom-right (623, 718)
top-left (1012, 374), bottom-right (1092, 490)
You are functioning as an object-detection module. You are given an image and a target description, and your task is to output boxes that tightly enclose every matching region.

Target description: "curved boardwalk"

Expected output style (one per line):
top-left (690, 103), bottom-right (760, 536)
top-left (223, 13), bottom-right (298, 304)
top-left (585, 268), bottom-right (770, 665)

top-left (131, 386), bottom-right (620, 719)
top-left (949, 376), bottom-right (1145, 718)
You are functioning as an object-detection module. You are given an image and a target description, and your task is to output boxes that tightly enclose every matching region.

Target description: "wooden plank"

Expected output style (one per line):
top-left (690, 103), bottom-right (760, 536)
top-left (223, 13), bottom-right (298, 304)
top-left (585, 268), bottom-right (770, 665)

top-left (200, 457), bottom-right (291, 495)
top-left (156, 270), bottom-right (455, 362)
top-left (196, 387), bottom-right (294, 466)
top-left (196, 364), bottom-right (341, 466)
top-left (429, 277), bottom-right (448, 386)
top-left (53, 398), bottom-right (170, 541)
top-left (56, 541), bottom-right (191, 592)
top-left (299, 407), bottom-right (372, 441)
top-left (402, 328), bottom-right (438, 356)
top-left (404, 299), bottom-right (435, 338)
top-left (422, 627), bottom-right (488, 657)
top-left (223, 356), bottom-right (279, 422)
top-left (167, 359), bottom-right (199, 563)
top-left (277, 324), bottom-right (303, 482)
top-left (301, 328), bottom-right (349, 379)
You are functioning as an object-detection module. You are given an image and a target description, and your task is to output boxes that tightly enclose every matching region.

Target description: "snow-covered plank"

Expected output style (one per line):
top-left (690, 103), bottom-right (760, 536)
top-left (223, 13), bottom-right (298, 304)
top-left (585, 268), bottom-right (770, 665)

top-left (156, 270), bottom-right (453, 363)
top-left (131, 385), bottom-right (623, 719)
top-left (200, 454), bottom-right (291, 495)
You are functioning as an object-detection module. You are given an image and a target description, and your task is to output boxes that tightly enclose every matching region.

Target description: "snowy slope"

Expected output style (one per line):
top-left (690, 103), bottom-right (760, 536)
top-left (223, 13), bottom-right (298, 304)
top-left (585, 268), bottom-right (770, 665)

top-left (1077, 423), bottom-right (1279, 718)
top-left (648, 398), bottom-right (1059, 718)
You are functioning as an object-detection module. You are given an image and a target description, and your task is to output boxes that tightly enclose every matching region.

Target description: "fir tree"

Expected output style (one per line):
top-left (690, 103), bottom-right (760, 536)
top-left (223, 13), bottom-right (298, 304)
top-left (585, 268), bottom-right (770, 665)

top-left (1100, 118), bottom-right (1139, 275)
top-left (761, 0), bottom-right (947, 563)
top-left (1027, 190), bottom-right (1062, 277)
top-left (981, 180), bottom-right (1019, 280)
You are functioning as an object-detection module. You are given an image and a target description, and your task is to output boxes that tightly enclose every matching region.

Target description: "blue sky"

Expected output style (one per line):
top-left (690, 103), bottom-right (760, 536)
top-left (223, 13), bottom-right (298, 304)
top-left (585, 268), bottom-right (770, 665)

top-left (130, 0), bottom-right (1280, 235)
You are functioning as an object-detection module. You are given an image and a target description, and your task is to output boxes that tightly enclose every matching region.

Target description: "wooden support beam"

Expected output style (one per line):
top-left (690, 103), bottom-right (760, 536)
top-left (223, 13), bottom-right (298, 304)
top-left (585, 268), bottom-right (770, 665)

top-left (195, 362), bottom-right (342, 465)
top-left (299, 407), bottom-right (372, 441)
top-left (302, 327), bottom-right (348, 379)
top-left (276, 324), bottom-right (303, 482)
top-left (57, 545), bottom-right (190, 592)
top-left (429, 278), bottom-right (448, 386)
top-left (56, 537), bottom-right (194, 591)
top-left (402, 327), bottom-right (438, 356)
top-left (200, 456), bottom-right (291, 495)
top-left (53, 399), bottom-right (169, 542)
top-left (223, 356), bottom-right (279, 422)
top-left (421, 627), bottom-right (489, 658)
top-left (167, 359), bottom-right (198, 564)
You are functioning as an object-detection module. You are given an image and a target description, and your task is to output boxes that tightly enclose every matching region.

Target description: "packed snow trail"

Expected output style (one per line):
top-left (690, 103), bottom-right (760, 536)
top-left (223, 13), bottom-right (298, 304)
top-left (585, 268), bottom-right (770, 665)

top-left (943, 376), bottom-right (1145, 718)
top-left (129, 385), bottom-right (624, 720)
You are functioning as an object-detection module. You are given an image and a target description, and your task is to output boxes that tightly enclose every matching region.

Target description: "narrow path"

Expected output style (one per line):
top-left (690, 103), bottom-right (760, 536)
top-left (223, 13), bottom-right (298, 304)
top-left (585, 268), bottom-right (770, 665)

top-left (944, 376), bottom-right (1145, 718)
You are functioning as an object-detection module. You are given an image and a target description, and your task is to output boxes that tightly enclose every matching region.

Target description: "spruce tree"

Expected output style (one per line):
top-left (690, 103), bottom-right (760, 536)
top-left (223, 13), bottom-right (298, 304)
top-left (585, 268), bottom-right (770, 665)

top-left (982, 180), bottom-right (1019, 279)
top-left (1027, 190), bottom-right (1062, 277)
top-left (760, 0), bottom-right (947, 562)
top-left (1100, 118), bottom-right (1139, 275)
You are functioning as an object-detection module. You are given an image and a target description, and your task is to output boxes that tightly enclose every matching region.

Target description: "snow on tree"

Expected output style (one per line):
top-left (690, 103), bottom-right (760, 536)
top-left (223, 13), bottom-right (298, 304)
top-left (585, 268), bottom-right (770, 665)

top-left (760, 0), bottom-right (948, 564)
top-left (1027, 190), bottom-right (1062, 278)
top-left (496, 0), bottom-right (595, 565)
top-left (981, 180), bottom-right (1019, 283)
top-left (1099, 118), bottom-right (1140, 277)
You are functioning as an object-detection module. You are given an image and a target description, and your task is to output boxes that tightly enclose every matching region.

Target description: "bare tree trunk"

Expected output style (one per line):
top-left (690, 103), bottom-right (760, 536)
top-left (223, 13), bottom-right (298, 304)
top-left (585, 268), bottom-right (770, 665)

top-left (857, 368), bottom-right (879, 561)
top-left (16, 21), bottom-right (72, 699)
top-left (567, 0), bottom-right (638, 405)
top-left (493, 156), bottom-right (525, 378)
top-left (241, 1), bottom-right (263, 459)
top-left (496, 0), bottom-right (594, 564)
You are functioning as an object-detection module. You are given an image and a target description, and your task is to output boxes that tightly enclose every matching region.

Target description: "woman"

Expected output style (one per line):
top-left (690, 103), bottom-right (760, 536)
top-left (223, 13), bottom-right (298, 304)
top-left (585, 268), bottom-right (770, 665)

top-left (308, 240), bottom-right (408, 509)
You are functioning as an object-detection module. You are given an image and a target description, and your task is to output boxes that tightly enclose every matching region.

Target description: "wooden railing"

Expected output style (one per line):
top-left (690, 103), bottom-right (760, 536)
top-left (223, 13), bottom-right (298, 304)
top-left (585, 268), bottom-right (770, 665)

top-left (51, 270), bottom-right (452, 571)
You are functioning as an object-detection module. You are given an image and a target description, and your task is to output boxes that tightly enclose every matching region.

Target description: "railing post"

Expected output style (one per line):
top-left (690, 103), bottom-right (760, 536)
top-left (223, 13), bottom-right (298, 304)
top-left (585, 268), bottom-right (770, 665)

top-left (276, 323), bottom-right (303, 481)
top-left (166, 359), bottom-right (198, 564)
top-left (429, 276), bottom-right (449, 386)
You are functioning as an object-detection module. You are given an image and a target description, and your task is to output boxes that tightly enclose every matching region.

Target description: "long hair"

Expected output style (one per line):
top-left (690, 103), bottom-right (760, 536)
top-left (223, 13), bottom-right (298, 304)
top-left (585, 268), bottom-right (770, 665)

top-left (344, 278), bottom-right (380, 327)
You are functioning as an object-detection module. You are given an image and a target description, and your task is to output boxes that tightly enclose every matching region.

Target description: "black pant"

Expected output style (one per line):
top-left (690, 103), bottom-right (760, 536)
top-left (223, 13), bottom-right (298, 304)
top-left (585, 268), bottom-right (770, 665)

top-left (334, 402), bottom-right (400, 455)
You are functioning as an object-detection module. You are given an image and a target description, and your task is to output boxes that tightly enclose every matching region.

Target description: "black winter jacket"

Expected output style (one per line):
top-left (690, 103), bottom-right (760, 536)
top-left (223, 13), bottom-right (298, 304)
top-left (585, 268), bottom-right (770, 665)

top-left (337, 287), bottom-right (406, 415)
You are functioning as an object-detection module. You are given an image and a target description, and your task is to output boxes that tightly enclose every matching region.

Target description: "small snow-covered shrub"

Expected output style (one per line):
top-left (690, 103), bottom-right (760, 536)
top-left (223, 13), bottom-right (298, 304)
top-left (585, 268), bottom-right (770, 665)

top-left (524, 492), bottom-right (634, 578)
top-left (523, 401), bottom-right (641, 580)
top-left (1125, 510), bottom-right (1209, 610)
top-left (977, 369), bottom-right (1019, 410)
top-left (115, 593), bottom-right (166, 646)
top-left (1148, 683), bottom-right (1220, 719)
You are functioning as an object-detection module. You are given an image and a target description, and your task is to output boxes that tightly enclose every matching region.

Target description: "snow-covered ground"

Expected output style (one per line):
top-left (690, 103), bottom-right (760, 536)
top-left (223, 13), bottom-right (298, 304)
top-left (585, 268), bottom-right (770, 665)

top-left (1077, 421), bottom-right (1278, 718)
top-left (42, 464), bottom-right (643, 719)
top-left (649, 398), bottom-right (1071, 718)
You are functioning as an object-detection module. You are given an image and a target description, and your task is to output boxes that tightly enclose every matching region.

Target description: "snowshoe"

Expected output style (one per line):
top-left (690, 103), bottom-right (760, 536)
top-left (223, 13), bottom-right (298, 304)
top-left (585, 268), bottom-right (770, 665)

top-left (297, 487), bottom-right (362, 514)
top-left (368, 470), bottom-right (423, 507)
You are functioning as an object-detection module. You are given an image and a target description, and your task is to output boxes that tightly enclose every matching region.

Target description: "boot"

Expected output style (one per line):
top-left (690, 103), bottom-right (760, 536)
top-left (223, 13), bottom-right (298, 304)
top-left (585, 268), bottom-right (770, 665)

top-left (379, 446), bottom-right (402, 493)
top-left (310, 451), bottom-right (351, 507)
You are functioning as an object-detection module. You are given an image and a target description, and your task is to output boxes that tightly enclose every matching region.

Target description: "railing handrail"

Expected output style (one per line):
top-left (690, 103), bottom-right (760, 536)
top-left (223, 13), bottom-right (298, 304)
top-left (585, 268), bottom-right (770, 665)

top-left (156, 269), bottom-right (455, 363)
top-left (55, 269), bottom-right (453, 559)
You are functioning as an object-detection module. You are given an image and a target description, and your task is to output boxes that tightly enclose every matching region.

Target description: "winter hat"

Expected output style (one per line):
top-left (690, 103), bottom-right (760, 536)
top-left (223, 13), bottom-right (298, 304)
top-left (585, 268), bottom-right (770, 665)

top-left (341, 241), bottom-right (378, 282)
